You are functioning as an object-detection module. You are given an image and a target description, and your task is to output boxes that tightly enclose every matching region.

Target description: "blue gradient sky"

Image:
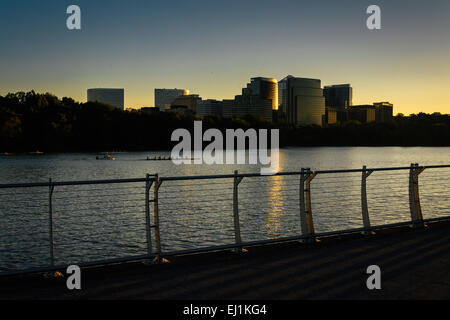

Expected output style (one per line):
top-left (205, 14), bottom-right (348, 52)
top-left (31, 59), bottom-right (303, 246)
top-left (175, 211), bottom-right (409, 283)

top-left (1, 0), bottom-right (450, 114)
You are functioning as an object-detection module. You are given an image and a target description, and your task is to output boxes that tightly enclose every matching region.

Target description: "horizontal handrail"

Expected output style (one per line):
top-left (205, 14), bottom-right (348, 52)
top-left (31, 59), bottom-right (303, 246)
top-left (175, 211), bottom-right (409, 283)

top-left (1, 164), bottom-right (450, 189)
top-left (0, 177), bottom-right (154, 189)
top-left (1, 163), bottom-right (450, 275)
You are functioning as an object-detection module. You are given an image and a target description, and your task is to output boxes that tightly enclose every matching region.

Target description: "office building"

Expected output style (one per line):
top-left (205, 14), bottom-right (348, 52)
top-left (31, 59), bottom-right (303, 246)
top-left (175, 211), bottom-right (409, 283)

top-left (348, 102), bottom-right (393, 123)
top-left (349, 105), bottom-right (376, 123)
top-left (87, 88), bottom-right (124, 110)
top-left (325, 107), bottom-right (338, 125)
top-left (323, 84), bottom-right (353, 109)
top-left (222, 99), bottom-right (234, 118)
top-left (278, 76), bottom-right (325, 126)
top-left (231, 95), bottom-right (272, 121)
top-left (171, 94), bottom-right (202, 113)
top-left (155, 89), bottom-right (189, 110)
top-left (243, 77), bottom-right (278, 110)
top-left (373, 102), bottom-right (394, 122)
top-left (323, 84), bottom-right (353, 122)
top-left (197, 99), bottom-right (223, 117)
top-left (222, 96), bottom-right (272, 121)
top-left (222, 78), bottom-right (274, 121)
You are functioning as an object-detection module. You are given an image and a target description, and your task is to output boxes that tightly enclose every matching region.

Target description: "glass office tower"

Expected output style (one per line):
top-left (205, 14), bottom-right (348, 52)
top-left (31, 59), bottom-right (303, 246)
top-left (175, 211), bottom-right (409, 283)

top-left (323, 84), bottom-right (353, 109)
top-left (244, 77), bottom-right (278, 110)
top-left (278, 76), bottom-right (325, 126)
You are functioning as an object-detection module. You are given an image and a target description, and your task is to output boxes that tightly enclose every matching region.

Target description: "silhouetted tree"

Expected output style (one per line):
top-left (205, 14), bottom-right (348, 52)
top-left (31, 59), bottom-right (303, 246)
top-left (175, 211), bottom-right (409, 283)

top-left (1, 91), bottom-right (450, 152)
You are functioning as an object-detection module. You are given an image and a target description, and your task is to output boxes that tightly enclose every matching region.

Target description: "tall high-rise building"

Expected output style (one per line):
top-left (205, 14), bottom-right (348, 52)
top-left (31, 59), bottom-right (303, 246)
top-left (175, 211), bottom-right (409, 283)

top-left (87, 88), bottom-right (124, 110)
top-left (243, 77), bottom-right (278, 110)
top-left (323, 84), bottom-right (353, 110)
top-left (155, 89), bottom-right (189, 110)
top-left (222, 77), bottom-right (274, 121)
top-left (323, 84), bottom-right (353, 122)
top-left (278, 76), bottom-right (325, 126)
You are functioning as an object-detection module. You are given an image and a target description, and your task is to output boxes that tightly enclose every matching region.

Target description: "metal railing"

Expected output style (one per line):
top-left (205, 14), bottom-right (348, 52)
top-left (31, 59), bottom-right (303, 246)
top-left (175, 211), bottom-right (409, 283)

top-left (1, 163), bottom-right (450, 275)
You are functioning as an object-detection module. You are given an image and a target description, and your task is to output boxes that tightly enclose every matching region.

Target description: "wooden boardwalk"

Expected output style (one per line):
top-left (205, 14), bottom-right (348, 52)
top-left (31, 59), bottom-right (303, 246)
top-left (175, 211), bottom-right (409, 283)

top-left (1, 219), bottom-right (450, 300)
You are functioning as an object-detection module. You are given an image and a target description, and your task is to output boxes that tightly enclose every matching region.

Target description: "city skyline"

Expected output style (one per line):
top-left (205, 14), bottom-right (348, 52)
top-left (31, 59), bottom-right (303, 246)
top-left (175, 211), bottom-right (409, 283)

top-left (1, 0), bottom-right (450, 115)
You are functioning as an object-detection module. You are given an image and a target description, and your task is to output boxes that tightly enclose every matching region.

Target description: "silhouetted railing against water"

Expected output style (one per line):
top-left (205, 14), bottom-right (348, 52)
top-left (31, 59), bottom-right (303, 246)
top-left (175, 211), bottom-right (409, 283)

top-left (1, 164), bottom-right (450, 275)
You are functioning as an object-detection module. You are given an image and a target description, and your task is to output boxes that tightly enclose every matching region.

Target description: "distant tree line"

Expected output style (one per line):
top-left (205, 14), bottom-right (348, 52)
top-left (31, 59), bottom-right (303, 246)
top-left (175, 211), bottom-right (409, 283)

top-left (1, 91), bottom-right (450, 152)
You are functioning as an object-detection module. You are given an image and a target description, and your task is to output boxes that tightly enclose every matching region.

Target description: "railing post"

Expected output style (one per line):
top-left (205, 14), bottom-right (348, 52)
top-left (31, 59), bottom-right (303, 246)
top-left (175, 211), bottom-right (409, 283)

top-left (233, 170), bottom-right (244, 252)
top-left (361, 165), bottom-right (374, 234)
top-left (145, 173), bottom-right (154, 256)
top-left (409, 163), bottom-right (425, 227)
top-left (48, 178), bottom-right (55, 267)
top-left (305, 170), bottom-right (317, 237)
top-left (154, 174), bottom-right (162, 258)
top-left (300, 168), bottom-right (317, 241)
top-left (299, 168), bottom-right (307, 235)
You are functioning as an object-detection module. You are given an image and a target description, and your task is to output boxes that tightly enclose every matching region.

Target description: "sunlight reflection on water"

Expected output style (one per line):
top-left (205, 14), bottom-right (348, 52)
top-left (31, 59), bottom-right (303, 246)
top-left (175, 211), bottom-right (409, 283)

top-left (1, 147), bottom-right (449, 271)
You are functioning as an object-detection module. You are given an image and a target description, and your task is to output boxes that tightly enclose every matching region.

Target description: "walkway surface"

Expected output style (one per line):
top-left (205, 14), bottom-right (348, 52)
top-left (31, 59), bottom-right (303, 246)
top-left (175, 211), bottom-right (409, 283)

top-left (1, 220), bottom-right (450, 300)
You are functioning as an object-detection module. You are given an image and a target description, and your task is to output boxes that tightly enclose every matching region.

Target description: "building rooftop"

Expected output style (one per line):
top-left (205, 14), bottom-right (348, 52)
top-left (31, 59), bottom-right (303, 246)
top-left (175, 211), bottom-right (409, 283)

top-left (250, 77), bottom-right (278, 83)
top-left (324, 84), bottom-right (352, 88)
top-left (279, 75), bottom-right (321, 82)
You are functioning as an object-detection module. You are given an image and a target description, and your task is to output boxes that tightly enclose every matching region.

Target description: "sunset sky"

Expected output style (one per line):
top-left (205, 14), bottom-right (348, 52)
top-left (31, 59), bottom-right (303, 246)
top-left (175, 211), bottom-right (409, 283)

top-left (1, 0), bottom-right (450, 115)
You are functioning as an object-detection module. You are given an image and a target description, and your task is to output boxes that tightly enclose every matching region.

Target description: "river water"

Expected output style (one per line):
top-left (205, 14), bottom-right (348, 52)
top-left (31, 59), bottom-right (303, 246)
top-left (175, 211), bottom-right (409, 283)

top-left (1, 147), bottom-right (449, 271)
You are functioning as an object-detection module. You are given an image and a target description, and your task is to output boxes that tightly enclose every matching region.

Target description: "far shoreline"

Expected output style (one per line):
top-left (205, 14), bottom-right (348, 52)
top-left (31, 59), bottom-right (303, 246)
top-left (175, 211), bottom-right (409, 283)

top-left (3, 145), bottom-right (450, 157)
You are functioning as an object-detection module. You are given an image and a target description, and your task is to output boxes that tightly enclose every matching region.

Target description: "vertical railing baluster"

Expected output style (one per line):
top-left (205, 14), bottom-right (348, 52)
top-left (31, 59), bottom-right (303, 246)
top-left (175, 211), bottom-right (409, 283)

top-left (233, 170), bottom-right (244, 252)
top-left (409, 163), bottom-right (425, 227)
top-left (300, 168), bottom-right (317, 241)
top-left (154, 174), bottom-right (162, 258)
top-left (48, 178), bottom-right (55, 267)
top-left (361, 165), bottom-right (374, 234)
top-left (299, 168), bottom-right (307, 236)
top-left (304, 170), bottom-right (317, 237)
top-left (145, 173), bottom-right (153, 256)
